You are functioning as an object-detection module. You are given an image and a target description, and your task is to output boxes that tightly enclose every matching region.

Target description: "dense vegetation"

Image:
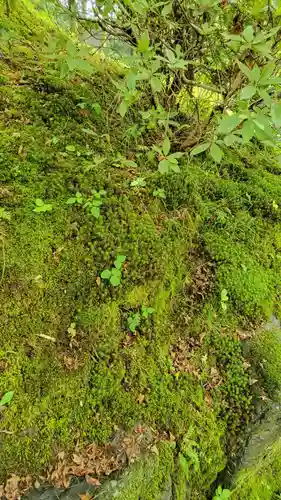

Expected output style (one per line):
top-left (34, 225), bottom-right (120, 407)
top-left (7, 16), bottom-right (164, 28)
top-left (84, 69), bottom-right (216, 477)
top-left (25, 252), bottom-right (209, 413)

top-left (1, 0), bottom-right (281, 498)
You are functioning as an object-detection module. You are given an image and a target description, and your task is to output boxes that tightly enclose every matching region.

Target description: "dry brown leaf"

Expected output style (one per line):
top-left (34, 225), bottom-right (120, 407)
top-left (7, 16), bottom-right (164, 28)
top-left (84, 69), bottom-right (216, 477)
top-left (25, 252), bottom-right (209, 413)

top-left (85, 476), bottom-right (101, 487)
top-left (96, 276), bottom-right (101, 286)
top-left (78, 494), bottom-right (92, 500)
top-left (136, 394), bottom-right (145, 404)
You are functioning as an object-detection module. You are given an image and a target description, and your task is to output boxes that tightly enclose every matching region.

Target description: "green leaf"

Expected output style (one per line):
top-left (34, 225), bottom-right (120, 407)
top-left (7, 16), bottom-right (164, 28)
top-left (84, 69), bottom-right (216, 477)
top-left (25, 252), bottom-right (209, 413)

top-left (66, 197), bottom-right (78, 204)
top-left (271, 102), bottom-right (281, 127)
top-left (170, 161), bottom-right (180, 173)
top-left (128, 313), bottom-right (141, 332)
top-left (0, 391), bottom-right (14, 406)
top-left (240, 85), bottom-right (256, 100)
top-left (165, 48), bottom-right (176, 63)
top-left (241, 120), bottom-right (255, 143)
top-left (161, 2), bottom-right (173, 15)
top-left (138, 30), bottom-right (150, 53)
top-left (122, 159), bottom-right (138, 168)
top-left (131, 177), bottom-right (146, 187)
top-left (210, 143), bottom-right (224, 163)
top-left (66, 144), bottom-right (76, 152)
top-left (168, 152), bottom-right (184, 160)
top-left (153, 188), bottom-right (166, 199)
top-left (101, 269), bottom-right (111, 279)
top-left (0, 208), bottom-right (11, 221)
top-left (82, 128), bottom-right (98, 136)
top-left (114, 255), bottom-right (126, 269)
top-left (92, 102), bottom-right (101, 115)
top-left (150, 76), bottom-right (162, 93)
top-left (237, 60), bottom-right (253, 81)
top-left (126, 72), bottom-right (137, 90)
top-left (91, 206), bottom-right (100, 218)
top-left (224, 134), bottom-right (238, 146)
top-left (162, 136), bottom-right (170, 156)
top-left (110, 274), bottom-right (121, 287)
top-left (217, 114), bottom-right (242, 134)
top-left (259, 89), bottom-right (272, 107)
top-left (243, 25), bottom-right (254, 43)
top-left (118, 100), bottom-right (128, 118)
top-left (190, 142), bottom-right (210, 156)
top-left (158, 159), bottom-right (170, 174)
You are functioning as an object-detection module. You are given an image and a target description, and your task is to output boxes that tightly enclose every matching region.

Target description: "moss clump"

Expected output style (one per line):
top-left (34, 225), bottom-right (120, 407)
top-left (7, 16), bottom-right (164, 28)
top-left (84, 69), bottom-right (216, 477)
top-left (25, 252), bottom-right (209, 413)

top-left (249, 328), bottom-right (281, 397)
top-left (231, 438), bottom-right (281, 500)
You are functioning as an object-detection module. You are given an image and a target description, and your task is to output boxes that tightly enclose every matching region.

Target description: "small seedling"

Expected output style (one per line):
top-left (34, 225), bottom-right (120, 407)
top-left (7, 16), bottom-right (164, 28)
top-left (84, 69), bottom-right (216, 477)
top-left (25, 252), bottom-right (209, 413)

top-left (141, 306), bottom-right (155, 318)
top-left (113, 153), bottom-right (138, 169)
top-left (66, 190), bottom-right (106, 219)
top-left (213, 485), bottom-right (231, 500)
top-left (131, 177), bottom-right (146, 188)
top-left (92, 102), bottom-right (101, 116)
top-left (83, 190), bottom-right (106, 219)
top-left (33, 199), bottom-right (53, 213)
top-left (66, 192), bottom-right (84, 205)
top-left (128, 312), bottom-right (141, 333)
top-left (153, 136), bottom-right (183, 174)
top-left (220, 289), bottom-right (229, 311)
top-left (101, 255), bottom-right (126, 287)
top-left (0, 208), bottom-right (11, 221)
top-left (127, 305), bottom-right (155, 333)
top-left (0, 391), bottom-right (14, 407)
top-left (153, 188), bottom-right (166, 199)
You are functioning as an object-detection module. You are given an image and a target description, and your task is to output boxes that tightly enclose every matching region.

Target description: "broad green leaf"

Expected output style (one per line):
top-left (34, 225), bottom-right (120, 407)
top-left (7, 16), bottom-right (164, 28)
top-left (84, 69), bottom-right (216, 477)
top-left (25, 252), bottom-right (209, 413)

top-left (190, 142), bottom-right (210, 156)
top-left (101, 269), bottom-right (111, 279)
top-left (168, 152), bottom-right (184, 159)
top-left (122, 159), bottom-right (138, 167)
top-left (162, 136), bottom-right (171, 155)
top-left (158, 159), bottom-right (170, 173)
top-left (75, 59), bottom-right (93, 73)
top-left (60, 61), bottom-right (69, 79)
top-left (110, 274), bottom-right (121, 287)
top-left (210, 143), bottom-right (224, 163)
top-left (170, 161), bottom-right (180, 173)
top-left (118, 100), bottom-right (128, 118)
top-left (243, 25), bottom-right (254, 43)
top-left (66, 144), bottom-right (76, 152)
top-left (259, 89), bottom-right (272, 107)
top-left (150, 76), bottom-right (162, 93)
top-left (126, 72), bottom-right (137, 90)
top-left (271, 102), bottom-right (281, 127)
top-left (241, 120), bottom-right (255, 143)
top-left (0, 391), bottom-right (14, 406)
top-left (259, 63), bottom-right (274, 85)
top-left (224, 134), bottom-right (238, 146)
top-left (217, 114), bottom-right (242, 134)
top-left (237, 60), bottom-right (253, 81)
top-left (251, 65), bottom-right (261, 82)
top-left (114, 255), bottom-right (126, 269)
top-left (66, 197), bottom-right (77, 204)
top-left (91, 206), bottom-right (100, 218)
top-left (138, 30), bottom-right (150, 53)
top-left (165, 48), bottom-right (176, 63)
top-left (240, 85), bottom-right (256, 100)
top-left (161, 2), bottom-right (173, 15)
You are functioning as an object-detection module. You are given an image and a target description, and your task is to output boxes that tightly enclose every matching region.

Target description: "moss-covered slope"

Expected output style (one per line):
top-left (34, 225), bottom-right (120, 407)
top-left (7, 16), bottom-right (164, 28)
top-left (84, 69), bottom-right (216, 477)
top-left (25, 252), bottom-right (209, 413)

top-left (1, 1), bottom-right (281, 498)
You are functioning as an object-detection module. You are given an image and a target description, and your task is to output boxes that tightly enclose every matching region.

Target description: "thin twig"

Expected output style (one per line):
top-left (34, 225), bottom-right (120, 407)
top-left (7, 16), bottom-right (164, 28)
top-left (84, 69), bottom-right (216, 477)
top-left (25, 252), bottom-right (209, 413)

top-left (181, 75), bottom-right (222, 94)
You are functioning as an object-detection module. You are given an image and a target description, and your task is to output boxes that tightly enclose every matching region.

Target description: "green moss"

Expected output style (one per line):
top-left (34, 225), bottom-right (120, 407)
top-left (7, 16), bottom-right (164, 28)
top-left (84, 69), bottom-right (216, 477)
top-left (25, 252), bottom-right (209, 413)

top-left (249, 329), bottom-right (281, 396)
top-left (96, 442), bottom-right (175, 500)
top-left (232, 438), bottom-right (281, 500)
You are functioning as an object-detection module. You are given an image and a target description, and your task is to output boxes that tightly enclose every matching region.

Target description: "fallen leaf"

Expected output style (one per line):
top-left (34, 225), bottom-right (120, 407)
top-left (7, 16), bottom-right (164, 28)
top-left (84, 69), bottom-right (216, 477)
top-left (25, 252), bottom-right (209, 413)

top-left (136, 394), bottom-right (145, 404)
top-left (85, 476), bottom-right (101, 487)
top-left (57, 451), bottom-right (65, 460)
top-left (73, 453), bottom-right (82, 465)
top-left (96, 276), bottom-right (101, 286)
top-left (78, 494), bottom-right (92, 500)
